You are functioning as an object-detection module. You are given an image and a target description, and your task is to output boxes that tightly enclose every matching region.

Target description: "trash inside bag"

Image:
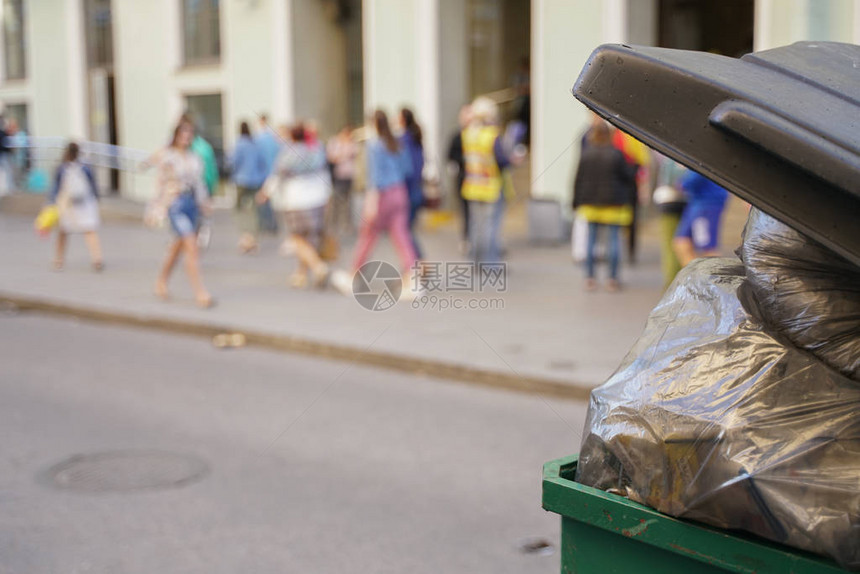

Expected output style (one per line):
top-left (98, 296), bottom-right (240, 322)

top-left (741, 208), bottom-right (860, 381)
top-left (576, 258), bottom-right (860, 570)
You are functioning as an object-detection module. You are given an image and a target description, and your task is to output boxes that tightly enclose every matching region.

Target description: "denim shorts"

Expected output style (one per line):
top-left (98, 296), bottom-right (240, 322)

top-left (168, 193), bottom-right (199, 237)
top-left (675, 203), bottom-right (724, 251)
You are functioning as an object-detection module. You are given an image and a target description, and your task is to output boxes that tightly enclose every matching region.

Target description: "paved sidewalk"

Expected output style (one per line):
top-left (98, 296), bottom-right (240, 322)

top-left (0, 208), bottom-right (678, 397)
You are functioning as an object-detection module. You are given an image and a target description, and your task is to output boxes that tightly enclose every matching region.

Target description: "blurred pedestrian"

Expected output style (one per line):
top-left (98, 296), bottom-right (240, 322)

top-left (146, 120), bottom-right (214, 308)
top-left (610, 129), bottom-right (651, 264)
top-left (461, 97), bottom-right (511, 264)
top-left (0, 115), bottom-right (11, 195)
top-left (572, 121), bottom-right (635, 292)
top-left (260, 122), bottom-right (331, 288)
top-left (7, 118), bottom-right (27, 189)
top-left (256, 114), bottom-right (282, 173)
top-left (230, 121), bottom-right (267, 253)
top-left (672, 170), bottom-right (729, 267)
top-left (447, 105), bottom-right (471, 254)
top-left (332, 110), bottom-right (416, 294)
top-left (180, 113), bottom-right (219, 197)
top-left (178, 113), bottom-right (219, 249)
top-left (510, 56), bottom-right (531, 147)
top-left (255, 113), bottom-right (282, 235)
top-left (399, 107), bottom-right (425, 259)
top-left (326, 125), bottom-right (358, 235)
top-left (49, 142), bottom-right (103, 272)
top-left (652, 153), bottom-right (688, 288)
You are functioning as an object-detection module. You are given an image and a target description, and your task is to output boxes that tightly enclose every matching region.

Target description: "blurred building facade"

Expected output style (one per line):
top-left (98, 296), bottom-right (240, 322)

top-left (1, 0), bottom-right (859, 205)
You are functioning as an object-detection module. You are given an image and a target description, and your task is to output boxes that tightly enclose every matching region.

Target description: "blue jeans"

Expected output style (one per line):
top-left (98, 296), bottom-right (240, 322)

top-left (408, 200), bottom-right (423, 260)
top-left (585, 222), bottom-right (621, 280)
top-left (168, 193), bottom-right (200, 237)
top-left (468, 195), bottom-right (506, 264)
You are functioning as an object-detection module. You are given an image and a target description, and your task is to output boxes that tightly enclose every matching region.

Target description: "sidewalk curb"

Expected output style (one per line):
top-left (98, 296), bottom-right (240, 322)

top-left (0, 292), bottom-right (593, 402)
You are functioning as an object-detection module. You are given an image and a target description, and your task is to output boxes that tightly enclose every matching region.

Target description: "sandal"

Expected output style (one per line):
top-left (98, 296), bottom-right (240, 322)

top-left (289, 273), bottom-right (308, 288)
top-left (154, 281), bottom-right (170, 301)
top-left (312, 264), bottom-right (330, 288)
top-left (196, 294), bottom-right (216, 309)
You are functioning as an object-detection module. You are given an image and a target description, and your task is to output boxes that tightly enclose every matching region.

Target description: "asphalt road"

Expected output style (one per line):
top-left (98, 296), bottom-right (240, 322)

top-left (0, 312), bottom-right (588, 574)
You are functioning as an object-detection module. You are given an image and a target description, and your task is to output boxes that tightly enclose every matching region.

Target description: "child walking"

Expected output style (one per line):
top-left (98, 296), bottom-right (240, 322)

top-left (50, 142), bottom-right (103, 271)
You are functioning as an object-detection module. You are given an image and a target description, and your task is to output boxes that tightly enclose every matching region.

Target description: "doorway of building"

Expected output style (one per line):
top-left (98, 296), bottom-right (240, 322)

top-left (658, 0), bottom-right (754, 57)
top-left (468, 0), bottom-right (530, 100)
top-left (84, 0), bottom-right (119, 194)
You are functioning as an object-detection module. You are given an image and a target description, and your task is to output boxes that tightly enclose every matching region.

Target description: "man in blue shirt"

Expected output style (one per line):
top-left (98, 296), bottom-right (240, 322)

top-left (672, 170), bottom-right (730, 267)
top-left (231, 121), bottom-right (268, 252)
top-left (255, 114), bottom-right (282, 234)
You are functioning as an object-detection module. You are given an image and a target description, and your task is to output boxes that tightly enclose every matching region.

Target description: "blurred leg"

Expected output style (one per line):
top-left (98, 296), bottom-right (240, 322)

top-left (54, 231), bottom-right (67, 268)
top-left (83, 231), bottom-right (103, 267)
top-left (181, 235), bottom-right (211, 306)
top-left (585, 222), bottom-right (599, 279)
top-left (460, 189), bottom-right (470, 240)
top-left (408, 201), bottom-right (423, 260)
top-left (488, 195), bottom-right (506, 262)
top-left (156, 239), bottom-right (183, 298)
top-left (469, 202), bottom-right (492, 263)
top-left (627, 201), bottom-right (638, 264)
top-left (659, 211), bottom-right (683, 288)
top-left (389, 202), bottom-right (418, 273)
top-left (293, 234), bottom-right (327, 277)
top-left (607, 224), bottom-right (621, 281)
top-left (673, 237), bottom-right (696, 267)
top-left (352, 221), bottom-right (380, 271)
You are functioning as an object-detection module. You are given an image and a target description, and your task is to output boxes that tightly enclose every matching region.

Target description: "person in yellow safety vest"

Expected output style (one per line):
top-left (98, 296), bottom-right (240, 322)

top-left (461, 97), bottom-right (512, 264)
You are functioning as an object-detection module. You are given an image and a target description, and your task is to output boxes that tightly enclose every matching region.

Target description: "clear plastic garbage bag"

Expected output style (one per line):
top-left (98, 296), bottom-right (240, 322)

top-left (576, 258), bottom-right (860, 569)
top-left (741, 208), bottom-right (860, 381)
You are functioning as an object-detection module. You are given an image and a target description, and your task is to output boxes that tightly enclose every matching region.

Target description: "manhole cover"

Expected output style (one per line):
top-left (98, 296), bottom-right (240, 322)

top-left (46, 450), bottom-right (208, 492)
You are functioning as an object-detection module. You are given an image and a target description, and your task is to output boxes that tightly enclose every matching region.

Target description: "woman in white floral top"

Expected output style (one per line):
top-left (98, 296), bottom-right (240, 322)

top-left (145, 120), bottom-right (214, 308)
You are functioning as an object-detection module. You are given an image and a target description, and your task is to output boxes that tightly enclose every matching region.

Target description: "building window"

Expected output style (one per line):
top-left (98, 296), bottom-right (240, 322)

top-left (5, 102), bottom-right (28, 133)
top-left (85, 0), bottom-right (113, 68)
top-left (185, 93), bottom-right (223, 167)
top-left (182, 0), bottom-right (220, 65)
top-left (2, 0), bottom-right (26, 81)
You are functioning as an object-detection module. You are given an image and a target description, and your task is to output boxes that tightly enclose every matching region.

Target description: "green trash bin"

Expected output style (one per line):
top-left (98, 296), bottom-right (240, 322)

top-left (542, 455), bottom-right (850, 574)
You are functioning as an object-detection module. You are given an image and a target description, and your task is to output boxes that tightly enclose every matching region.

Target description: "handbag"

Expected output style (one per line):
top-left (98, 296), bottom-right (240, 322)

top-left (34, 205), bottom-right (59, 236)
top-left (319, 232), bottom-right (339, 261)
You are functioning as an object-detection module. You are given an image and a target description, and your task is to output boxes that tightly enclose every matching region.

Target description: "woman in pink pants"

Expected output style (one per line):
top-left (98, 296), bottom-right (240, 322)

top-left (351, 110), bottom-right (417, 273)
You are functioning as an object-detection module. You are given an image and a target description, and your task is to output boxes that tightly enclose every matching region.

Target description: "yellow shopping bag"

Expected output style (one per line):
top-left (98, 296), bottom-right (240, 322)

top-left (34, 205), bottom-right (59, 236)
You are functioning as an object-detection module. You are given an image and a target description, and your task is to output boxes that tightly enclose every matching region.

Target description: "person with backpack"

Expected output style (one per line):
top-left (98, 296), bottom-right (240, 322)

top-left (49, 142), bottom-right (103, 271)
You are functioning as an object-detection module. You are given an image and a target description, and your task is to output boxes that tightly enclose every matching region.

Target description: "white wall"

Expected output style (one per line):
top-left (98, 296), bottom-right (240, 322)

top-left (0, 0), bottom-right (85, 139)
top-left (224, 0), bottom-right (279, 134)
top-left (530, 0), bottom-right (607, 206)
top-left (755, 0), bottom-right (858, 51)
top-left (363, 0), bottom-right (418, 114)
top-left (363, 0), bottom-right (456, 180)
top-left (113, 0), bottom-right (289, 200)
top-left (291, 0), bottom-right (347, 138)
top-left (439, 0), bottom-right (469, 163)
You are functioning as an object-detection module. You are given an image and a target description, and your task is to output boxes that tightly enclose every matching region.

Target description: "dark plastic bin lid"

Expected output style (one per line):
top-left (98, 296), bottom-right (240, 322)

top-left (573, 42), bottom-right (860, 267)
